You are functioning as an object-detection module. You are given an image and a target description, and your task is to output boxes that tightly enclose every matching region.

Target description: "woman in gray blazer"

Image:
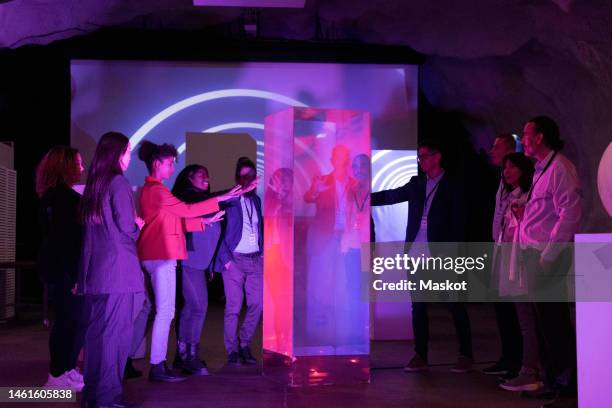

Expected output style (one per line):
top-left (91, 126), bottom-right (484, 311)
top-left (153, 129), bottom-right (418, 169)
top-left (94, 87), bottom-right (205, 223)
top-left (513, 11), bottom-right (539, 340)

top-left (78, 132), bottom-right (144, 408)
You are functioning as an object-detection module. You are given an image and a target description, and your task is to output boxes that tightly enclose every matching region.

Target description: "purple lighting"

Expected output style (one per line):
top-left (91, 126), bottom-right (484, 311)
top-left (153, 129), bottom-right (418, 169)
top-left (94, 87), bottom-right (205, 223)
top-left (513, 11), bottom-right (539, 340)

top-left (193, 0), bottom-right (305, 7)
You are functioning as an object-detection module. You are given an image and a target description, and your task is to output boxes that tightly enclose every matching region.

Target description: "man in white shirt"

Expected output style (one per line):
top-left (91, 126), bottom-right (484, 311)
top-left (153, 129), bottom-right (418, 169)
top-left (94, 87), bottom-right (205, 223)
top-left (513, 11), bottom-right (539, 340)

top-left (518, 116), bottom-right (581, 408)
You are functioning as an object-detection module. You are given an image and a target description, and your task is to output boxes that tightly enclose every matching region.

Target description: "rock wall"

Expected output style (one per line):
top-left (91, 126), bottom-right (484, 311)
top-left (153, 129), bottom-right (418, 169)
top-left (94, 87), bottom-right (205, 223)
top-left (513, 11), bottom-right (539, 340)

top-left (2, 0), bottom-right (610, 230)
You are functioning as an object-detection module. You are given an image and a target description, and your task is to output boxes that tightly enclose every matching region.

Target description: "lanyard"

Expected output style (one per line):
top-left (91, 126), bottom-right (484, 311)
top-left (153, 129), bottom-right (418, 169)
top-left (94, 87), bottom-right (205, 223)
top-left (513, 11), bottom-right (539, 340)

top-left (527, 151), bottom-right (558, 202)
top-left (424, 179), bottom-right (441, 208)
top-left (244, 197), bottom-right (255, 230)
top-left (353, 189), bottom-right (369, 212)
top-left (421, 179), bottom-right (441, 222)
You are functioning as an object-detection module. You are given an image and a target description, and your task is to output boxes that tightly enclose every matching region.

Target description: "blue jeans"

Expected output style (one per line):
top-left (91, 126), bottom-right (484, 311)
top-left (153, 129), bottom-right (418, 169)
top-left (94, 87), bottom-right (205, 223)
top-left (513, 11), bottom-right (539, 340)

top-left (177, 265), bottom-right (208, 344)
top-left (142, 260), bottom-right (176, 365)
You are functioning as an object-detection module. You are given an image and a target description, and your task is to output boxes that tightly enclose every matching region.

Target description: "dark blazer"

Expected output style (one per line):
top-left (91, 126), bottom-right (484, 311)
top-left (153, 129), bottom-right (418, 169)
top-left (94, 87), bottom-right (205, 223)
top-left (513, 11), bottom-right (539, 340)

top-left (177, 187), bottom-right (222, 270)
top-left (214, 193), bottom-right (263, 272)
top-left (38, 184), bottom-right (82, 285)
top-left (371, 172), bottom-right (466, 244)
top-left (78, 175), bottom-right (144, 295)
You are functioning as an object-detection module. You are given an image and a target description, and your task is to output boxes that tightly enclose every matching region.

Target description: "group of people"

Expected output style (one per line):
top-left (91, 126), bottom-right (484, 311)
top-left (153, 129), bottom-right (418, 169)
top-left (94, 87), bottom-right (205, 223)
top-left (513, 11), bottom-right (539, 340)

top-left (35, 114), bottom-right (580, 408)
top-left (36, 133), bottom-right (263, 408)
top-left (371, 115), bottom-right (580, 408)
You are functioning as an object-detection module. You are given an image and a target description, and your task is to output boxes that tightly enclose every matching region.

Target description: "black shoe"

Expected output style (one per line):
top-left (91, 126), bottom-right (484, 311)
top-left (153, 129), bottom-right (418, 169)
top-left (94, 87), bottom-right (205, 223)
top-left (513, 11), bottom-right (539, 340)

top-left (181, 343), bottom-right (209, 376)
top-left (99, 400), bottom-right (139, 408)
top-left (173, 341), bottom-right (188, 370)
top-left (482, 361), bottom-right (510, 375)
top-left (540, 395), bottom-right (578, 408)
top-left (239, 346), bottom-right (257, 365)
top-left (227, 351), bottom-right (243, 366)
top-left (148, 361), bottom-right (187, 382)
top-left (124, 358), bottom-right (143, 380)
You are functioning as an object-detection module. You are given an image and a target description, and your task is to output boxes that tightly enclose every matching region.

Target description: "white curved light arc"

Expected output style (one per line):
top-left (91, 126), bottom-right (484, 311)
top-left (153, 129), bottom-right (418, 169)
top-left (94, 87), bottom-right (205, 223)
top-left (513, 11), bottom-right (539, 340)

top-left (372, 155), bottom-right (417, 189)
top-left (380, 164), bottom-right (418, 191)
top-left (372, 150), bottom-right (391, 164)
top-left (129, 89), bottom-right (308, 148)
top-left (391, 173), bottom-right (418, 189)
top-left (179, 121), bottom-right (312, 186)
top-left (177, 122), bottom-right (266, 154)
top-left (389, 174), bottom-right (417, 190)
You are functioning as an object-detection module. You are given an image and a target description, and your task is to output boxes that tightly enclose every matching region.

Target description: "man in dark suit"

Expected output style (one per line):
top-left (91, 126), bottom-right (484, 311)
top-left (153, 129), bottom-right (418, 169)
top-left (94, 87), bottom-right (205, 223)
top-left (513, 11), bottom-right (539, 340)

top-left (371, 139), bottom-right (473, 373)
top-left (215, 157), bottom-right (263, 366)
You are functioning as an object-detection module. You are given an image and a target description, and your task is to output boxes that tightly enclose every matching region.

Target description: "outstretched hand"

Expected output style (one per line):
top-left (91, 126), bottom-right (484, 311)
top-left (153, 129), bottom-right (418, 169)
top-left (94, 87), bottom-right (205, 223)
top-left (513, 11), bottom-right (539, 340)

top-left (311, 175), bottom-right (330, 196)
top-left (242, 176), bottom-right (260, 194)
top-left (217, 185), bottom-right (243, 202)
top-left (203, 210), bottom-right (225, 225)
top-left (135, 216), bottom-right (145, 230)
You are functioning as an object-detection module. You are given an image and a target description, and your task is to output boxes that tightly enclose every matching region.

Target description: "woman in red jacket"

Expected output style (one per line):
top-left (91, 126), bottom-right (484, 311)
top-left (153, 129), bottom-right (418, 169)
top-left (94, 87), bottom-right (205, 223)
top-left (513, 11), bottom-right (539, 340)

top-left (137, 141), bottom-right (250, 382)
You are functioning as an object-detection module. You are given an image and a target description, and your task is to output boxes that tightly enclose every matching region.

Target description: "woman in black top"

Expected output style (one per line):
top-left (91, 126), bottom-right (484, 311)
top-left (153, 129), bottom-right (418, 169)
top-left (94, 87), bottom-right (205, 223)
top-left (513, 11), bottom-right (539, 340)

top-left (36, 146), bottom-right (86, 391)
top-left (171, 165), bottom-right (223, 375)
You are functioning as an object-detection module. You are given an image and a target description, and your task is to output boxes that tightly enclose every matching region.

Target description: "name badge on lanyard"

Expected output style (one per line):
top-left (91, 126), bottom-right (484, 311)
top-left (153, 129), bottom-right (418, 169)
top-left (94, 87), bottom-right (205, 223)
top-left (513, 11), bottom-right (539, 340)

top-left (244, 197), bottom-right (257, 247)
top-left (422, 180), bottom-right (441, 225)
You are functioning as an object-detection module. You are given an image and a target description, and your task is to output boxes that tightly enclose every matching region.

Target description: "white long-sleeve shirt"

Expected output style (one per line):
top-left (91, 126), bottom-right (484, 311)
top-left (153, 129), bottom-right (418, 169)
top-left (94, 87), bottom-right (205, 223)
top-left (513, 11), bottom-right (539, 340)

top-left (519, 150), bottom-right (582, 261)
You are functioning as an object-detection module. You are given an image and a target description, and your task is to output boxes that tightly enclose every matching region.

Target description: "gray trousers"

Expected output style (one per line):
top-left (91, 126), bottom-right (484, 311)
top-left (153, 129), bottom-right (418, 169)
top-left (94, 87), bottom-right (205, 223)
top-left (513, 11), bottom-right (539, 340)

top-left (129, 291), bottom-right (151, 359)
top-left (82, 292), bottom-right (139, 407)
top-left (222, 253), bottom-right (263, 353)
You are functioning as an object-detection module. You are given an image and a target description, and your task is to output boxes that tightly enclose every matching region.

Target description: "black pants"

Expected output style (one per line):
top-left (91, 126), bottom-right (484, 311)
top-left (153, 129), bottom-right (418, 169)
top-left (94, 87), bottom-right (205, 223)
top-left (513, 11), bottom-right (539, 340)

top-left (534, 301), bottom-right (577, 392)
top-left (494, 302), bottom-right (522, 371)
top-left (523, 249), bottom-right (577, 393)
top-left (412, 302), bottom-right (473, 361)
top-left (48, 282), bottom-right (86, 377)
top-left (82, 293), bottom-right (136, 407)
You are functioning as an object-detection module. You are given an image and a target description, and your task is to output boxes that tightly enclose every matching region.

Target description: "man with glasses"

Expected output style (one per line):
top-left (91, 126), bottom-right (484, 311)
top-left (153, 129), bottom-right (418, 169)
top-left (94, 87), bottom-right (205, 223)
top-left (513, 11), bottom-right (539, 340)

top-left (372, 139), bottom-right (473, 373)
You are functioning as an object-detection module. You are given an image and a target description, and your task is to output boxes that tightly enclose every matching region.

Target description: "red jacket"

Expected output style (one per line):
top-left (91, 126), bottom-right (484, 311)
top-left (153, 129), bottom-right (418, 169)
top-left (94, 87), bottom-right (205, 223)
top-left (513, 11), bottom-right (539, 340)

top-left (138, 176), bottom-right (219, 261)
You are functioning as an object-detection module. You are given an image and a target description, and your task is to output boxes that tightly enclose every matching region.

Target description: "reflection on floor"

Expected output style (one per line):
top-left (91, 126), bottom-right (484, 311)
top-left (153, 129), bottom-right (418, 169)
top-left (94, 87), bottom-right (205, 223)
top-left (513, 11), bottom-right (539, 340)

top-left (0, 303), bottom-right (547, 408)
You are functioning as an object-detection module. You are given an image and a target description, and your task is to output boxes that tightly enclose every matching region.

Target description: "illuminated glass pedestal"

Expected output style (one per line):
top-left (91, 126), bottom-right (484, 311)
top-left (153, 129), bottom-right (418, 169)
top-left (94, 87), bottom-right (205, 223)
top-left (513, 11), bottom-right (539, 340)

top-left (263, 107), bottom-right (371, 386)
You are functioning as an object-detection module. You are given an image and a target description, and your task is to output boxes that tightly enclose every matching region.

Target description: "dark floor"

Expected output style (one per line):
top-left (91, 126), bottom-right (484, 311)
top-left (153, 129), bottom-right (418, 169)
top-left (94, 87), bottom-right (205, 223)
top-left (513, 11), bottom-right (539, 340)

top-left (0, 303), bottom-right (546, 408)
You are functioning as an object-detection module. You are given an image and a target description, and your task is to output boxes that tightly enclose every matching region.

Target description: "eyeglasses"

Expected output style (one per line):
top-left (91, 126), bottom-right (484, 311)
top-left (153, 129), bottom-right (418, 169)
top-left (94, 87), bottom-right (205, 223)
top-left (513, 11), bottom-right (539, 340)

top-left (417, 152), bottom-right (439, 161)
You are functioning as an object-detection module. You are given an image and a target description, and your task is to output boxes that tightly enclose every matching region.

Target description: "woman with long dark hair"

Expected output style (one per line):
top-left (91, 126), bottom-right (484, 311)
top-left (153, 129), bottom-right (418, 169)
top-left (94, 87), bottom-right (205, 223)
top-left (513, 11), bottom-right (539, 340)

top-left (78, 132), bottom-right (144, 408)
top-left (494, 152), bottom-right (535, 296)
top-left (170, 165), bottom-right (221, 375)
top-left (491, 153), bottom-right (545, 393)
top-left (37, 146), bottom-right (86, 391)
top-left (137, 141), bottom-right (252, 382)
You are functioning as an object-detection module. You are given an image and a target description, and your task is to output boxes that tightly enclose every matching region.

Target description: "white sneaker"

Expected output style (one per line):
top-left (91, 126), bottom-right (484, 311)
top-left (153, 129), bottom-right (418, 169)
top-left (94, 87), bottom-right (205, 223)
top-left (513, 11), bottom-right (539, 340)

top-left (43, 373), bottom-right (72, 389)
top-left (65, 368), bottom-right (84, 392)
